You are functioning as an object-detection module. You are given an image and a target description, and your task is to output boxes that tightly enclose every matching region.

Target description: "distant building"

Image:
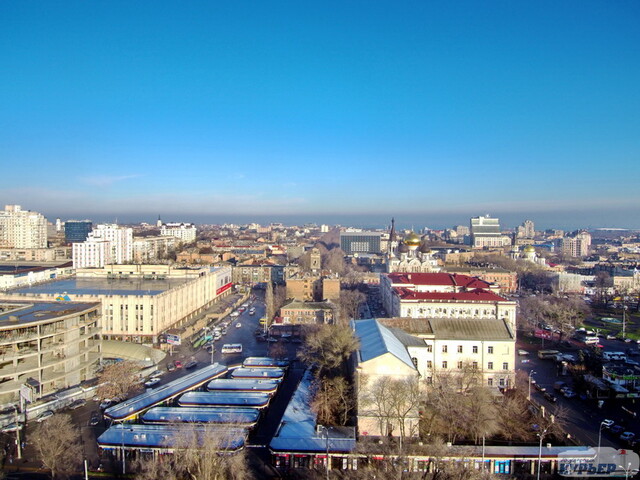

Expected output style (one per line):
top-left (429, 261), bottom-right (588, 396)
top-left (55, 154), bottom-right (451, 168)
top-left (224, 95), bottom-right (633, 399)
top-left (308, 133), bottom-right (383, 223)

top-left (0, 204), bottom-right (48, 249)
top-left (279, 300), bottom-right (335, 325)
top-left (444, 267), bottom-right (518, 293)
top-left (72, 224), bottom-right (133, 268)
top-left (232, 260), bottom-right (285, 285)
top-left (470, 215), bottom-right (511, 249)
top-left (160, 223), bottom-right (197, 243)
top-left (387, 229), bottom-right (441, 274)
top-left (0, 247), bottom-right (71, 262)
top-left (339, 231), bottom-right (382, 255)
top-left (561, 231), bottom-right (591, 258)
top-left (517, 220), bottom-right (535, 239)
top-left (286, 273), bottom-right (340, 302)
top-left (133, 236), bottom-right (177, 263)
top-left (64, 220), bottom-right (92, 243)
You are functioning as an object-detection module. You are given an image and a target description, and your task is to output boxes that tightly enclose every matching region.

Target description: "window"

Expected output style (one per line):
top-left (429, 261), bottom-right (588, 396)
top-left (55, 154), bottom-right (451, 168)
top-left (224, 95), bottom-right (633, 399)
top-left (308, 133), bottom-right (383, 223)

top-left (488, 362), bottom-right (494, 370)
top-left (457, 345), bottom-right (463, 353)
top-left (426, 344), bottom-right (433, 353)
top-left (503, 362), bottom-right (509, 370)
top-left (472, 346), bottom-right (478, 354)
top-left (426, 361), bottom-right (432, 369)
top-left (457, 361), bottom-right (463, 369)
top-left (499, 378), bottom-right (505, 387)
top-left (442, 345), bottom-right (448, 353)
top-left (472, 361), bottom-right (478, 369)
top-left (488, 346), bottom-right (494, 354)
top-left (412, 357), bottom-right (418, 368)
top-left (487, 378), bottom-right (493, 386)
top-left (442, 361), bottom-right (448, 369)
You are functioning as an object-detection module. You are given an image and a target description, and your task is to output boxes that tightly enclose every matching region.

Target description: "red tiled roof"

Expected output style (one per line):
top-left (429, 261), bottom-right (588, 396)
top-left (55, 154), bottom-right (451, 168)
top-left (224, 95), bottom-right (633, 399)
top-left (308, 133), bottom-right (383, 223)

top-left (387, 272), bottom-right (491, 289)
top-left (395, 287), bottom-right (507, 302)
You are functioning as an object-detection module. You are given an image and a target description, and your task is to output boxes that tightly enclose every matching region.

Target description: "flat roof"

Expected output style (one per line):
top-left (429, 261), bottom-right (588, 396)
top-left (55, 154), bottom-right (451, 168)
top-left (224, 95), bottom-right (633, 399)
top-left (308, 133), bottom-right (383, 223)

top-left (141, 407), bottom-right (260, 425)
top-left (178, 391), bottom-right (271, 408)
top-left (97, 423), bottom-right (247, 451)
top-left (0, 300), bottom-right (99, 328)
top-left (11, 276), bottom-right (193, 296)
top-left (104, 363), bottom-right (228, 421)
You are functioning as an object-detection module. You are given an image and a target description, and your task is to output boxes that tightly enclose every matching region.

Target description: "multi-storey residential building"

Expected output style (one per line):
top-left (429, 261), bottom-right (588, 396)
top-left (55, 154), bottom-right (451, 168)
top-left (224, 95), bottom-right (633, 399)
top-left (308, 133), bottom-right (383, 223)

top-left (0, 247), bottom-right (71, 262)
top-left (132, 235), bottom-right (177, 263)
top-left (232, 260), bottom-right (285, 285)
top-left (64, 220), bottom-right (92, 243)
top-left (286, 273), bottom-right (340, 302)
top-left (279, 301), bottom-right (335, 325)
top-left (0, 205), bottom-right (48, 249)
top-left (0, 300), bottom-right (101, 404)
top-left (380, 272), bottom-right (516, 330)
top-left (339, 231), bottom-right (382, 255)
top-left (470, 215), bottom-right (511, 249)
top-left (72, 224), bottom-right (133, 268)
top-left (160, 222), bottom-right (197, 243)
top-left (561, 231), bottom-right (591, 258)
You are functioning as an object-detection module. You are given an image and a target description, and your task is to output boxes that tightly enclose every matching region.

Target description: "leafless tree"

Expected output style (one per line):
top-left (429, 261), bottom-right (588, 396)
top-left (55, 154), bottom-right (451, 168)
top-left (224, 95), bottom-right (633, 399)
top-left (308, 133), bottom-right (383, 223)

top-left (268, 341), bottom-right (287, 360)
top-left (31, 414), bottom-right (82, 479)
top-left (311, 375), bottom-right (352, 426)
top-left (265, 281), bottom-right (275, 321)
top-left (297, 324), bottom-right (359, 375)
top-left (96, 360), bottom-right (143, 401)
top-left (323, 248), bottom-right (347, 275)
top-left (166, 424), bottom-right (253, 480)
top-left (338, 289), bottom-right (366, 324)
top-left (132, 456), bottom-right (177, 480)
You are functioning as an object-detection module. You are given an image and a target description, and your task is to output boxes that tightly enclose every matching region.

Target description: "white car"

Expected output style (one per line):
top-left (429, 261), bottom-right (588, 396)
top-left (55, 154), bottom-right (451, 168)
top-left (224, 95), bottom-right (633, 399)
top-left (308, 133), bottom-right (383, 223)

top-left (602, 419), bottom-right (615, 429)
top-left (235, 322), bottom-right (242, 328)
top-left (144, 378), bottom-right (162, 388)
top-left (36, 410), bottom-right (54, 423)
top-left (518, 349), bottom-right (529, 356)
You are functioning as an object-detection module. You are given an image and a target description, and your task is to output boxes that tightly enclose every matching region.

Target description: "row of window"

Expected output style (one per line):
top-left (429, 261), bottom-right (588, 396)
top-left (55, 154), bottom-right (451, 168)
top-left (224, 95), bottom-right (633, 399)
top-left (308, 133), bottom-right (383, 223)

top-left (426, 345), bottom-right (497, 354)
top-left (424, 376), bottom-right (508, 387)
top-left (423, 360), bottom-right (509, 370)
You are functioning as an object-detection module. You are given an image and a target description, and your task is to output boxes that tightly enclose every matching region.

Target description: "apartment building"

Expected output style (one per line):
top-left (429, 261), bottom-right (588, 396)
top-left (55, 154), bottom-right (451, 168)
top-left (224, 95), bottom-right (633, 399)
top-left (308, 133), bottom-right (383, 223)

top-left (0, 205), bottom-right (48, 249)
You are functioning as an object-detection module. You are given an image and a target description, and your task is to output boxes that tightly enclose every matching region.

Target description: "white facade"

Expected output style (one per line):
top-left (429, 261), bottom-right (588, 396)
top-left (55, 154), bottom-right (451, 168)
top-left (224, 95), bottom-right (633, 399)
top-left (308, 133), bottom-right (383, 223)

top-left (72, 224), bottom-right (133, 268)
top-left (160, 223), bottom-right (197, 243)
top-left (0, 204), bottom-right (48, 249)
top-left (470, 215), bottom-right (511, 249)
top-left (133, 236), bottom-right (176, 263)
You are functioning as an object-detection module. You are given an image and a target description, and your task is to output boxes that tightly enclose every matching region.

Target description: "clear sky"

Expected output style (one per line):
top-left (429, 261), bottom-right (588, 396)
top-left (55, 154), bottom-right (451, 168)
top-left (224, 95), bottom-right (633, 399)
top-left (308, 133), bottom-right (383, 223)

top-left (1, 1), bottom-right (639, 229)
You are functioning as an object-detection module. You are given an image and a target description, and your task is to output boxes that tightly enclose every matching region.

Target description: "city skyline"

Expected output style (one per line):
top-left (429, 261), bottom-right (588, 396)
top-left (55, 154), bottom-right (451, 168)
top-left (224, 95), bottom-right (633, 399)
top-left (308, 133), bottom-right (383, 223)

top-left (2, 2), bottom-right (639, 228)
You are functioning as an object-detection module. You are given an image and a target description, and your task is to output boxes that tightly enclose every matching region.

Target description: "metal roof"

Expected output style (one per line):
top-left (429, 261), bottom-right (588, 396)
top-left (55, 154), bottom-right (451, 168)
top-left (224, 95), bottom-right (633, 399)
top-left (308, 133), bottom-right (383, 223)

top-left (429, 318), bottom-right (514, 340)
top-left (97, 423), bottom-right (247, 451)
top-left (230, 367), bottom-right (284, 381)
top-left (207, 378), bottom-right (279, 394)
top-left (242, 357), bottom-right (289, 369)
top-left (352, 318), bottom-right (416, 371)
top-left (104, 363), bottom-right (228, 421)
top-left (178, 391), bottom-right (271, 408)
top-left (141, 407), bottom-right (260, 425)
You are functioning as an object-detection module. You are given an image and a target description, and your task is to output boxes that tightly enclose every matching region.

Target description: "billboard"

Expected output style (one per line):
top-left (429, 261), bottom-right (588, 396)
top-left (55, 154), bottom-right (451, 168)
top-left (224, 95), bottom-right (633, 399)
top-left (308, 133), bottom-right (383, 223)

top-left (166, 334), bottom-right (181, 346)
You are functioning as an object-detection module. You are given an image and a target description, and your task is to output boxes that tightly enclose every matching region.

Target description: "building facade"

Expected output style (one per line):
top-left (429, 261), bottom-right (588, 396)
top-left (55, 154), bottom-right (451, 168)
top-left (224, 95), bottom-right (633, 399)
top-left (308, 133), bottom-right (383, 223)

top-left (0, 300), bottom-right (102, 405)
top-left (470, 215), bottom-right (511, 249)
top-left (561, 231), bottom-right (591, 258)
top-left (64, 220), bottom-right (92, 243)
top-left (340, 231), bottom-right (382, 255)
top-left (160, 223), bottom-right (197, 243)
top-left (0, 205), bottom-right (48, 249)
top-left (72, 224), bottom-right (133, 268)
top-left (132, 235), bottom-right (177, 263)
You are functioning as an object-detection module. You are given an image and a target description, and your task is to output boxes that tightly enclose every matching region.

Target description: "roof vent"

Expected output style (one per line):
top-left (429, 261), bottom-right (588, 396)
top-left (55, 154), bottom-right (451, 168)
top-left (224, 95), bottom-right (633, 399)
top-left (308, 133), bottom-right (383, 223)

top-left (8, 316), bottom-right (19, 322)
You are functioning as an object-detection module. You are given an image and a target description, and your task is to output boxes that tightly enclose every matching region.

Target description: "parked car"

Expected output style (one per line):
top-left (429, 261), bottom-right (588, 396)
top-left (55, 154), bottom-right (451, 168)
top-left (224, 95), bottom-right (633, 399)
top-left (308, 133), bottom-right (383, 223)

top-left (518, 349), bottom-right (529, 356)
top-left (543, 392), bottom-right (557, 403)
top-left (610, 425), bottom-right (625, 435)
top-left (562, 389), bottom-right (577, 399)
top-left (185, 361), bottom-right (197, 370)
top-left (606, 334), bottom-right (617, 340)
top-left (99, 399), bottom-right (115, 410)
top-left (235, 322), bottom-right (242, 328)
top-left (166, 362), bottom-right (176, 372)
top-left (144, 378), bottom-right (161, 388)
top-left (149, 370), bottom-right (163, 378)
top-left (534, 383), bottom-right (546, 392)
top-left (36, 410), bottom-right (54, 423)
top-left (1, 423), bottom-right (20, 433)
top-left (174, 360), bottom-right (183, 369)
top-left (69, 399), bottom-right (86, 410)
top-left (89, 412), bottom-right (100, 426)
top-left (620, 432), bottom-right (636, 442)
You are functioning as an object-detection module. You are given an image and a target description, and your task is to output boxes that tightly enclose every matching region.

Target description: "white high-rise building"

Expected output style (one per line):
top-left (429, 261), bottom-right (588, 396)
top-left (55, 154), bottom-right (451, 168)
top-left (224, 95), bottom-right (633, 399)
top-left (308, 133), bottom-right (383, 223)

top-left (72, 224), bottom-right (133, 268)
top-left (470, 214), bottom-right (511, 249)
top-left (160, 222), bottom-right (197, 243)
top-left (0, 205), bottom-right (48, 249)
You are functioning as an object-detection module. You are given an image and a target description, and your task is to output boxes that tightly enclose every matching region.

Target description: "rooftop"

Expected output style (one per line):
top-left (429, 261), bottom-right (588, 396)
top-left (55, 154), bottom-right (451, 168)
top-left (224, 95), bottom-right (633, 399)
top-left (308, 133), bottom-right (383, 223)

top-left (380, 317), bottom-right (514, 341)
top-left (387, 272), bottom-right (491, 289)
top-left (0, 300), bottom-right (99, 328)
top-left (352, 318), bottom-right (416, 370)
top-left (396, 287), bottom-right (508, 302)
top-left (10, 276), bottom-right (194, 297)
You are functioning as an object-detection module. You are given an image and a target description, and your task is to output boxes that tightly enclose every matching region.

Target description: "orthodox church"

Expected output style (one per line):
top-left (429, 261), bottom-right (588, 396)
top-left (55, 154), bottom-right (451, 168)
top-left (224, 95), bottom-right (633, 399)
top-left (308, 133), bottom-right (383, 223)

top-left (386, 219), bottom-right (441, 273)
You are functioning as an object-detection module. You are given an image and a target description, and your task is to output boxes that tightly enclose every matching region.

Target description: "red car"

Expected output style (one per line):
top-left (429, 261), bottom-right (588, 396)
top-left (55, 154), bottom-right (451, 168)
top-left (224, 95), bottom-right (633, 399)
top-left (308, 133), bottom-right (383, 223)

top-left (174, 360), bottom-right (183, 369)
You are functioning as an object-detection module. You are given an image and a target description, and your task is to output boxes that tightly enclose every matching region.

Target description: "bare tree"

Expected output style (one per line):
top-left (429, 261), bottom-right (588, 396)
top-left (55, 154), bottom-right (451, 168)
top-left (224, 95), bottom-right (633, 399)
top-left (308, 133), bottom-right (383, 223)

top-left (31, 414), bottom-right (82, 479)
top-left (133, 456), bottom-right (177, 480)
top-left (268, 341), bottom-right (287, 360)
top-left (311, 375), bottom-right (352, 426)
top-left (323, 248), bottom-right (346, 275)
top-left (265, 281), bottom-right (275, 321)
top-left (297, 324), bottom-right (359, 375)
top-left (96, 360), bottom-right (143, 401)
top-left (338, 289), bottom-right (366, 324)
top-left (168, 424), bottom-right (253, 480)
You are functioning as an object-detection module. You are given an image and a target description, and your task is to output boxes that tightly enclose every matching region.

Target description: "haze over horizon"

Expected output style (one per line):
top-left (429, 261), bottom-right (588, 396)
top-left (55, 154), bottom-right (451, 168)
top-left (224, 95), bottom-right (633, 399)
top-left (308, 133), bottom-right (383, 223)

top-left (2, 1), bottom-right (639, 228)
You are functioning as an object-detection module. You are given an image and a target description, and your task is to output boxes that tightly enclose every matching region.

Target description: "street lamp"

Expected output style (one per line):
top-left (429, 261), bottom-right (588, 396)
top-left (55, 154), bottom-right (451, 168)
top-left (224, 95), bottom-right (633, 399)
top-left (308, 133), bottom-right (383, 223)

top-left (318, 425), bottom-right (332, 480)
top-left (597, 420), bottom-right (606, 465)
top-left (537, 432), bottom-right (543, 480)
top-left (203, 327), bottom-right (215, 364)
top-left (528, 371), bottom-right (536, 401)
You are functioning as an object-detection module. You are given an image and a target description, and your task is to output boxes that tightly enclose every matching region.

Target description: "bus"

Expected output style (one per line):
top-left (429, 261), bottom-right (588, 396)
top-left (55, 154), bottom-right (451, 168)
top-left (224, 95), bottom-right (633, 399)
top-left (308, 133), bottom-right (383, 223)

top-left (538, 349), bottom-right (560, 359)
top-left (221, 343), bottom-right (243, 354)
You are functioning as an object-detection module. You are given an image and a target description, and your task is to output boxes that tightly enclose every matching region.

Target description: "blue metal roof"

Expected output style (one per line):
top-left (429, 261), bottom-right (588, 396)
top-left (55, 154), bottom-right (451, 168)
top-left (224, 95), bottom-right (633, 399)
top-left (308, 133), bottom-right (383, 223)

top-left (352, 318), bottom-right (416, 370)
top-left (141, 407), bottom-right (260, 426)
top-left (97, 423), bottom-right (247, 451)
top-left (230, 367), bottom-right (284, 381)
top-left (104, 363), bottom-right (228, 421)
top-left (178, 391), bottom-right (271, 408)
top-left (206, 378), bottom-right (279, 394)
top-left (12, 277), bottom-right (192, 296)
top-left (242, 357), bottom-right (289, 369)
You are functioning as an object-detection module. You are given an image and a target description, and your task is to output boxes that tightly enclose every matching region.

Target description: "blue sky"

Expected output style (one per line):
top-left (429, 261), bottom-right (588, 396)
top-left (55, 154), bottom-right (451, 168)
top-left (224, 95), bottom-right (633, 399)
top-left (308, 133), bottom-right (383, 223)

top-left (1, 1), bottom-right (639, 229)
